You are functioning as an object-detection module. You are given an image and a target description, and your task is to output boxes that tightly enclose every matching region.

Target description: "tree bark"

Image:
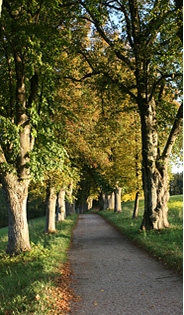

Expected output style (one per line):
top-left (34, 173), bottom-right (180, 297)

top-left (0, 51), bottom-right (37, 254)
top-left (107, 192), bottom-right (115, 210)
top-left (80, 199), bottom-right (88, 213)
top-left (87, 196), bottom-right (93, 210)
top-left (139, 98), bottom-right (183, 230)
top-left (102, 192), bottom-right (108, 210)
top-left (65, 181), bottom-right (75, 215)
top-left (45, 186), bottom-right (56, 233)
top-left (114, 187), bottom-right (122, 213)
top-left (56, 187), bottom-right (66, 221)
top-left (132, 191), bottom-right (139, 219)
top-left (1, 173), bottom-right (31, 254)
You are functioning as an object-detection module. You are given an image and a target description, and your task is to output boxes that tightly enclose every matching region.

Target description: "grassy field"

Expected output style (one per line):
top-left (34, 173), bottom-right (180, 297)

top-left (99, 195), bottom-right (183, 275)
top-left (0, 214), bottom-right (78, 315)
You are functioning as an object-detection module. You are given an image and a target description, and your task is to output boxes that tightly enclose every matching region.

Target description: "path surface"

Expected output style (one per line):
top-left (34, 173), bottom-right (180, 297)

top-left (68, 214), bottom-right (183, 315)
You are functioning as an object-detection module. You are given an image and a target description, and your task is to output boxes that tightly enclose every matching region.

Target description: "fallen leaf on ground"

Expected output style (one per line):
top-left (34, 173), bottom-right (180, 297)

top-left (44, 261), bottom-right (80, 315)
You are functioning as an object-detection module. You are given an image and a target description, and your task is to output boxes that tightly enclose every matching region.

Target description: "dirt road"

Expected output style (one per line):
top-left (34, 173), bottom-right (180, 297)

top-left (69, 214), bottom-right (183, 315)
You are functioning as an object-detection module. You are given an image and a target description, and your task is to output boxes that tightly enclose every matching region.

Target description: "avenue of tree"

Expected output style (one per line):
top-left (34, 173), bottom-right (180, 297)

top-left (0, 0), bottom-right (183, 254)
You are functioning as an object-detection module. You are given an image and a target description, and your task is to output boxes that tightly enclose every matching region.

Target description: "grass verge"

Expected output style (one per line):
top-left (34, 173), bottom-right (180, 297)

top-left (0, 214), bottom-right (78, 315)
top-left (99, 195), bottom-right (183, 275)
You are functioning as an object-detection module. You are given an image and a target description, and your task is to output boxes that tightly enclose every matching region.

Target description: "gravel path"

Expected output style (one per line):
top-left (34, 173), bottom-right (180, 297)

top-left (69, 214), bottom-right (183, 315)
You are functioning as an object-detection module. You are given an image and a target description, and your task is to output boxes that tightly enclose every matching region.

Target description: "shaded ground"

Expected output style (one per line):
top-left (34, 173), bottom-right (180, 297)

top-left (68, 214), bottom-right (183, 315)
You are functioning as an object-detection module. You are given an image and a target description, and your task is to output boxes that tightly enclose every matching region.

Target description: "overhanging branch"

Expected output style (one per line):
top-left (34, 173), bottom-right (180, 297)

top-left (149, 72), bottom-right (182, 101)
top-left (162, 102), bottom-right (183, 162)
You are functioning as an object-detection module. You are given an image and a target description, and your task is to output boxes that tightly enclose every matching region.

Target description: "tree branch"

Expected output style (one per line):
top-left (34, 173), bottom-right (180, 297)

top-left (116, 1), bottom-right (134, 48)
top-left (63, 69), bottom-right (137, 101)
top-left (0, 145), bottom-right (7, 164)
top-left (80, 1), bottom-right (133, 70)
top-left (149, 72), bottom-right (182, 101)
top-left (162, 102), bottom-right (183, 162)
top-left (63, 71), bottom-right (101, 82)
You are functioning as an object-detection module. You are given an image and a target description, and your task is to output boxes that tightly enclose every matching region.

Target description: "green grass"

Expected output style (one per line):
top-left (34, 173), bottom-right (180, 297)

top-left (99, 195), bottom-right (183, 275)
top-left (0, 214), bottom-right (78, 315)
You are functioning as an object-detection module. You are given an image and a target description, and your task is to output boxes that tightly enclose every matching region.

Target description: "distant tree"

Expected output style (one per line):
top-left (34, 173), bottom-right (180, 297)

top-left (170, 172), bottom-right (183, 195)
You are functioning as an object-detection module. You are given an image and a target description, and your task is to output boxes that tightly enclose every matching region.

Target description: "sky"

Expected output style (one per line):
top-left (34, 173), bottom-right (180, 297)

top-left (171, 163), bottom-right (183, 174)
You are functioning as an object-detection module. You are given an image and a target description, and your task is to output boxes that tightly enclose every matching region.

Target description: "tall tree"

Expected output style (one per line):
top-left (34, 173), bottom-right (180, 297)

top-left (0, 0), bottom-right (79, 253)
top-left (77, 0), bottom-right (183, 230)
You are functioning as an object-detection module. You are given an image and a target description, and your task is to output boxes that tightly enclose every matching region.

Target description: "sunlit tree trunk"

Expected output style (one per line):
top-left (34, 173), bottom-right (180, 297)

top-left (132, 192), bottom-right (139, 219)
top-left (56, 187), bottom-right (66, 221)
top-left (1, 173), bottom-right (31, 254)
top-left (107, 192), bottom-right (114, 210)
top-left (87, 196), bottom-right (93, 210)
top-left (139, 97), bottom-right (183, 230)
top-left (45, 186), bottom-right (56, 233)
top-left (114, 187), bottom-right (122, 213)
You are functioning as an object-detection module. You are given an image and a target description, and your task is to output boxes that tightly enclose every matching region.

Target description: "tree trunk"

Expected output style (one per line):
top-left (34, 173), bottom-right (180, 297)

top-left (114, 187), bottom-right (122, 213)
top-left (87, 196), bottom-right (93, 211)
top-left (139, 97), bottom-right (183, 230)
top-left (139, 98), bottom-right (166, 229)
top-left (0, 51), bottom-right (35, 254)
top-left (65, 182), bottom-right (75, 216)
top-left (80, 200), bottom-right (88, 213)
top-left (1, 173), bottom-right (31, 254)
top-left (102, 192), bottom-right (108, 210)
top-left (56, 187), bottom-right (66, 221)
top-left (140, 163), bottom-right (170, 230)
top-left (107, 192), bottom-right (115, 210)
top-left (132, 191), bottom-right (139, 219)
top-left (45, 186), bottom-right (56, 233)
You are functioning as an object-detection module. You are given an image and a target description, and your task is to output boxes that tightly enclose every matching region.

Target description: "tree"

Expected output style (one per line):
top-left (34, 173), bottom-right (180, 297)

top-left (45, 184), bottom-right (57, 233)
top-left (0, 0), bottom-right (79, 253)
top-left (77, 0), bottom-right (183, 229)
top-left (170, 172), bottom-right (183, 195)
top-left (56, 187), bottom-right (66, 221)
top-left (114, 185), bottom-right (122, 213)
